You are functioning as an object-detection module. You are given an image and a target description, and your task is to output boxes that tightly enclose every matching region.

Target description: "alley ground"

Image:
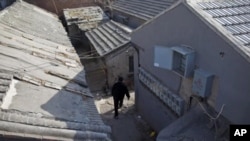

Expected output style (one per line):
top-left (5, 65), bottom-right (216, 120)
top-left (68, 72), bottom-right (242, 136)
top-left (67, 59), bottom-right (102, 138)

top-left (74, 35), bottom-right (156, 141)
top-left (94, 92), bottom-right (156, 141)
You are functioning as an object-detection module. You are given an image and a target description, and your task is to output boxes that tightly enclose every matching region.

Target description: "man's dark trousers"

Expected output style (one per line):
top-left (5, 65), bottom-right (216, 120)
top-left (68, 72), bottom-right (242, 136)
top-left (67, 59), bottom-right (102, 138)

top-left (113, 96), bottom-right (124, 117)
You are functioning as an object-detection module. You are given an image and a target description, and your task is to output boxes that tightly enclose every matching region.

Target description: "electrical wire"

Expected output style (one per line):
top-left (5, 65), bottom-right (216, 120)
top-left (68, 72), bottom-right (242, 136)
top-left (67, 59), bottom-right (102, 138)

top-left (78, 51), bottom-right (99, 57)
top-left (193, 96), bottom-right (225, 120)
top-left (78, 50), bottom-right (97, 55)
top-left (52, 0), bottom-right (58, 14)
top-left (79, 56), bottom-right (103, 59)
top-left (78, 51), bottom-right (101, 59)
top-left (1, 62), bottom-right (88, 93)
top-left (0, 62), bottom-right (53, 73)
top-left (78, 52), bottom-right (98, 57)
top-left (13, 62), bottom-right (52, 71)
top-left (80, 53), bottom-right (99, 57)
top-left (192, 96), bottom-right (226, 140)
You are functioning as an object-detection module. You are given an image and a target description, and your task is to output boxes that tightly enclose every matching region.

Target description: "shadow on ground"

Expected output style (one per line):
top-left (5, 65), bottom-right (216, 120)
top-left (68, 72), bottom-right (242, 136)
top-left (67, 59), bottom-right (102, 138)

top-left (59, 23), bottom-right (155, 141)
top-left (95, 92), bottom-right (156, 141)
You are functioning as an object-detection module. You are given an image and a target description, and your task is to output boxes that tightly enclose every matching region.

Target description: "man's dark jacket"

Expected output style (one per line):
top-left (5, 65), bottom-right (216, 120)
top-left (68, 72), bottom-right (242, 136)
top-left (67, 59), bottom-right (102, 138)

top-left (112, 82), bottom-right (129, 99)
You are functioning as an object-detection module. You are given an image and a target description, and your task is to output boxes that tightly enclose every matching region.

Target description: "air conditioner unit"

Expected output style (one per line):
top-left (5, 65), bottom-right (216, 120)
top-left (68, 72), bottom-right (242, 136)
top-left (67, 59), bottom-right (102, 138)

top-left (171, 46), bottom-right (195, 77)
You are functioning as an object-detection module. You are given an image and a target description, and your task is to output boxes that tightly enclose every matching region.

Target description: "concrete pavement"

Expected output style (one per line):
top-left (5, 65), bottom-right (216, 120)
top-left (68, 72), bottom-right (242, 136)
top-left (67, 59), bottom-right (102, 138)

top-left (95, 92), bottom-right (156, 141)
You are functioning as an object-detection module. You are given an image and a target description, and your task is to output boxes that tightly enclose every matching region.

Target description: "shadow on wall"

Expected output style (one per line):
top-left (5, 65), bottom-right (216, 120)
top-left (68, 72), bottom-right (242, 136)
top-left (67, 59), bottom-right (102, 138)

top-left (79, 57), bottom-right (107, 94)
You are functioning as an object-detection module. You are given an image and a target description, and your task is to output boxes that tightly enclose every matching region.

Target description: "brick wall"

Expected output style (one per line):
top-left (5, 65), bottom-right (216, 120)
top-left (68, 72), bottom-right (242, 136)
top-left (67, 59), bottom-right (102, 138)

top-left (24, 0), bottom-right (98, 16)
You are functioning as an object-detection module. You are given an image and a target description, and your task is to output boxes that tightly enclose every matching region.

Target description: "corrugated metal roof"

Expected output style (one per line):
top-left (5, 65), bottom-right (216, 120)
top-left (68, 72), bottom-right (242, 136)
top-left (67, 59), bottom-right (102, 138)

top-left (197, 0), bottom-right (250, 47)
top-left (86, 20), bottom-right (132, 56)
top-left (0, 1), bottom-right (110, 140)
top-left (112, 0), bottom-right (178, 21)
top-left (63, 6), bottom-right (109, 31)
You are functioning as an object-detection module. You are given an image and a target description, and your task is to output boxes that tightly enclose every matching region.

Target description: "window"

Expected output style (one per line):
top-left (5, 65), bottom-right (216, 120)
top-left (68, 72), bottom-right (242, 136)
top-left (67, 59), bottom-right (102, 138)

top-left (154, 46), bottom-right (195, 77)
top-left (129, 56), bottom-right (134, 73)
top-left (154, 45), bottom-right (173, 69)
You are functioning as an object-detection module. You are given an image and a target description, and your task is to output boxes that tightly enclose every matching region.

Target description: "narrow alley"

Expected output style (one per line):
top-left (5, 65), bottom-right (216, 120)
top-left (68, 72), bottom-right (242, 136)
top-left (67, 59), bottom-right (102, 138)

top-left (2, 0), bottom-right (250, 141)
top-left (94, 92), bottom-right (156, 141)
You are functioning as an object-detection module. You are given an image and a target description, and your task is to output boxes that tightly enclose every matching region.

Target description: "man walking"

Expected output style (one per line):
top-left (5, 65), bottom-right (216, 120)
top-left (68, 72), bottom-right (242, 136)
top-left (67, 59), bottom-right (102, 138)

top-left (111, 76), bottom-right (130, 119)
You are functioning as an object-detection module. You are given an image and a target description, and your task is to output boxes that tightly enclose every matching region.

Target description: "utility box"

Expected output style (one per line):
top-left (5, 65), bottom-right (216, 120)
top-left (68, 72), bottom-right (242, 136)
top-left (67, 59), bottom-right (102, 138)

top-left (192, 69), bottom-right (214, 98)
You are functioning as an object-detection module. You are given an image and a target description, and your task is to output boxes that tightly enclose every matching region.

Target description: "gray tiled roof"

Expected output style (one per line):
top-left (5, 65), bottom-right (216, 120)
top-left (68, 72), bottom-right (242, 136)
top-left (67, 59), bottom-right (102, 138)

top-left (63, 6), bottom-right (109, 31)
top-left (112, 0), bottom-right (178, 21)
top-left (0, 1), bottom-right (71, 46)
top-left (197, 0), bottom-right (250, 47)
top-left (0, 1), bottom-right (110, 140)
top-left (0, 72), bottom-right (13, 103)
top-left (86, 20), bottom-right (132, 56)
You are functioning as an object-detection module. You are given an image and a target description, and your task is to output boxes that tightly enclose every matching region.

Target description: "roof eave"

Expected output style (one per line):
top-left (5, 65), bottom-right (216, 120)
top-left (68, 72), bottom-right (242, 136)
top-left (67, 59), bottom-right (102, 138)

top-left (0, 121), bottom-right (109, 141)
top-left (132, 0), bottom-right (183, 34)
top-left (101, 41), bottom-right (131, 58)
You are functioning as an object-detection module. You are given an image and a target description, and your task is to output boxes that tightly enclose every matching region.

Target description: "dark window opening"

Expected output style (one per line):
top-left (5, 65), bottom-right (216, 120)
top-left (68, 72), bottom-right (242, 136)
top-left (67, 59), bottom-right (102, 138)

top-left (129, 56), bottom-right (134, 72)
